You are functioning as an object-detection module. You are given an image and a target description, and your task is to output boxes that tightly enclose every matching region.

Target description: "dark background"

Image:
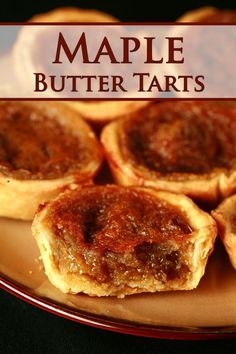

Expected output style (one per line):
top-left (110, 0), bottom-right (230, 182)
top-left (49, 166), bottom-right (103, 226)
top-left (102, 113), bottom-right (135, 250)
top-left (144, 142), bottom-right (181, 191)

top-left (0, 0), bottom-right (235, 22)
top-left (1, 1), bottom-right (236, 353)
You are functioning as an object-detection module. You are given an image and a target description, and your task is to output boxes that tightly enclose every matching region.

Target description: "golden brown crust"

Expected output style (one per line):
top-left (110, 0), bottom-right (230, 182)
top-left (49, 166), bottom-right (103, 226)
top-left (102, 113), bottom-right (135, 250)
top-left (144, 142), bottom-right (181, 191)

top-left (101, 102), bottom-right (236, 203)
top-left (32, 186), bottom-right (216, 297)
top-left (212, 195), bottom-right (236, 269)
top-left (30, 7), bottom-right (118, 23)
top-left (0, 102), bottom-right (102, 220)
top-left (64, 101), bottom-right (150, 124)
top-left (177, 7), bottom-right (236, 22)
top-left (177, 7), bottom-right (218, 22)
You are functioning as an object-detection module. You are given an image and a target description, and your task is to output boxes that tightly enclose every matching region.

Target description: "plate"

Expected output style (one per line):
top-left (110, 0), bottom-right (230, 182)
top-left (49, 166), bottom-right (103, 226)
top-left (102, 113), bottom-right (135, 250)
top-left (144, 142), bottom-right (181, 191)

top-left (1, 216), bottom-right (236, 339)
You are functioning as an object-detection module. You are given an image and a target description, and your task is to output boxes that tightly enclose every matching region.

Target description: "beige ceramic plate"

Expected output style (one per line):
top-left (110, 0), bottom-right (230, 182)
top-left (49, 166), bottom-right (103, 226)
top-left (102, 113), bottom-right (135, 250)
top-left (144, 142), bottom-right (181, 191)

top-left (1, 216), bottom-right (236, 339)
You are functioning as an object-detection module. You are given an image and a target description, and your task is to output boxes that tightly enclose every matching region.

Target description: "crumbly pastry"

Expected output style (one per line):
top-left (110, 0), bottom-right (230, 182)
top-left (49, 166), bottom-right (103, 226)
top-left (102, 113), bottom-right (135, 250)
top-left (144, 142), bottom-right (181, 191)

top-left (178, 7), bottom-right (236, 22)
top-left (14, 7), bottom-right (149, 123)
top-left (101, 101), bottom-right (236, 203)
top-left (212, 194), bottom-right (236, 269)
top-left (32, 185), bottom-right (217, 297)
top-left (0, 101), bottom-right (102, 220)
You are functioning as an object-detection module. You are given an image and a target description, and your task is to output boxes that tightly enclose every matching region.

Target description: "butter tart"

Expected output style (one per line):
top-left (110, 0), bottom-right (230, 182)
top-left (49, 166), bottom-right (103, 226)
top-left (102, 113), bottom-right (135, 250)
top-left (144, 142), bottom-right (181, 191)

top-left (14, 7), bottom-right (149, 123)
top-left (32, 185), bottom-right (216, 298)
top-left (212, 194), bottom-right (236, 269)
top-left (178, 7), bottom-right (236, 22)
top-left (0, 102), bottom-right (102, 220)
top-left (101, 101), bottom-right (236, 203)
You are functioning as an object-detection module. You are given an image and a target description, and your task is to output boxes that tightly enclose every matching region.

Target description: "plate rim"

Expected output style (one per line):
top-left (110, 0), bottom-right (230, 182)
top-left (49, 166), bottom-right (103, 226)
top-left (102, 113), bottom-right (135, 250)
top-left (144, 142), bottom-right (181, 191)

top-left (1, 274), bottom-right (236, 340)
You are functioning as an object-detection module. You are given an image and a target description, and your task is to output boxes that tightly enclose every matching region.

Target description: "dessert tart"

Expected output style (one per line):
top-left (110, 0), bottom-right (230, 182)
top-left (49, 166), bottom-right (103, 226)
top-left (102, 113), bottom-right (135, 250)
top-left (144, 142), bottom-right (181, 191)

top-left (178, 7), bottom-right (236, 22)
top-left (14, 7), bottom-right (149, 123)
top-left (212, 194), bottom-right (236, 269)
top-left (101, 101), bottom-right (236, 203)
top-left (0, 101), bottom-right (102, 220)
top-left (32, 185), bottom-right (216, 297)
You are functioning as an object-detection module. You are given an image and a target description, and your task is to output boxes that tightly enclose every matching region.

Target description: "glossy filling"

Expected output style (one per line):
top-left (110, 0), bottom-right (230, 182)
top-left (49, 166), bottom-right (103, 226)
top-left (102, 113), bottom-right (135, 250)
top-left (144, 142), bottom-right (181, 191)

top-left (0, 103), bottom-right (93, 179)
top-left (49, 186), bottom-right (192, 285)
top-left (122, 102), bottom-right (236, 176)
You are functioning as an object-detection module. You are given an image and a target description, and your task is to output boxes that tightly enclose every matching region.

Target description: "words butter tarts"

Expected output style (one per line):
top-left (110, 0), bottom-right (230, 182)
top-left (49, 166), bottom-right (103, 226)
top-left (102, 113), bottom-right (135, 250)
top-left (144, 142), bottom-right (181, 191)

top-left (101, 101), bottom-right (236, 203)
top-left (0, 102), bottom-right (102, 220)
top-left (32, 185), bottom-right (216, 298)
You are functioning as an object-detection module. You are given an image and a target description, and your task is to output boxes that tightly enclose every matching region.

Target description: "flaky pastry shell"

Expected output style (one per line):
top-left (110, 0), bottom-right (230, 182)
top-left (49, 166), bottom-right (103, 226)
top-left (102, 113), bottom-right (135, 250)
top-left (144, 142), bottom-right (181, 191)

top-left (32, 185), bottom-right (216, 298)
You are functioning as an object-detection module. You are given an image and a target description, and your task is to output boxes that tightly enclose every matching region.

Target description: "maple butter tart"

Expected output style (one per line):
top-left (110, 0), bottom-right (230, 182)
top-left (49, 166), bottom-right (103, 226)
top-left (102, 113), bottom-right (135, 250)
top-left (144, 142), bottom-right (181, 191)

top-left (32, 185), bottom-right (216, 297)
top-left (0, 101), bottom-right (102, 220)
top-left (101, 101), bottom-right (236, 203)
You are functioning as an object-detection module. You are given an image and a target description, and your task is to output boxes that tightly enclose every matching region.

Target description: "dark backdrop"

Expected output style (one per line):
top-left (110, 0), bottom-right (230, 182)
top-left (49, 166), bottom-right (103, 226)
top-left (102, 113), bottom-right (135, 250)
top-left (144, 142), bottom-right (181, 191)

top-left (1, 1), bottom-right (236, 353)
top-left (0, 0), bottom-right (236, 22)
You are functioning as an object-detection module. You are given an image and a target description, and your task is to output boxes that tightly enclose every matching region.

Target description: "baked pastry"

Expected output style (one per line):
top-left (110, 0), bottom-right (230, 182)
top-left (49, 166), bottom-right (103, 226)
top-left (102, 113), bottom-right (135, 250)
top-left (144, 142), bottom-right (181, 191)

top-left (30, 6), bottom-right (117, 22)
top-left (0, 101), bottom-right (102, 220)
top-left (101, 101), bottom-right (236, 203)
top-left (32, 185), bottom-right (216, 297)
top-left (178, 7), bottom-right (236, 22)
top-left (212, 194), bottom-right (236, 269)
top-left (13, 7), bottom-right (149, 123)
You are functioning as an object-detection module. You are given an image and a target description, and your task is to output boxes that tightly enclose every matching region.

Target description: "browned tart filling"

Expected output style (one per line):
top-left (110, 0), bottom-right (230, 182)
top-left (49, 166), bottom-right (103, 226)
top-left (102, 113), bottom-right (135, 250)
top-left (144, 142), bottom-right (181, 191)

top-left (0, 102), bottom-right (98, 180)
top-left (33, 185), bottom-right (216, 296)
top-left (46, 186), bottom-right (192, 284)
top-left (101, 101), bottom-right (236, 203)
top-left (121, 102), bottom-right (236, 178)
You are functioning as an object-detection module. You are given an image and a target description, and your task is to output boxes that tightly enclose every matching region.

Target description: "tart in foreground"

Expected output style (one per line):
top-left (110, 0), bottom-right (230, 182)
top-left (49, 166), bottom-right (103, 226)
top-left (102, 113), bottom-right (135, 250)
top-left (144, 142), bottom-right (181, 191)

top-left (0, 101), bottom-right (102, 220)
top-left (101, 101), bottom-right (236, 203)
top-left (32, 185), bottom-right (216, 298)
top-left (212, 194), bottom-right (236, 270)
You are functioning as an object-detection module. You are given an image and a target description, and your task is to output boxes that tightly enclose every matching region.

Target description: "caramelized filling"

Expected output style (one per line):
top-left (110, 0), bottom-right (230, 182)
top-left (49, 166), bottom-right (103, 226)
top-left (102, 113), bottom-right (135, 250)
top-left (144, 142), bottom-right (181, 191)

top-left (49, 186), bottom-right (192, 283)
top-left (123, 102), bottom-right (236, 176)
top-left (0, 103), bottom-right (92, 179)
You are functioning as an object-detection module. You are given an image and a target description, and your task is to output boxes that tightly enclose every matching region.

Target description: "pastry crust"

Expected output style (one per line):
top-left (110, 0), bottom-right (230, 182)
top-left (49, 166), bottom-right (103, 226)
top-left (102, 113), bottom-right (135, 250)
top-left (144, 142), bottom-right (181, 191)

top-left (13, 7), bottom-right (149, 123)
top-left (64, 101), bottom-right (150, 125)
top-left (178, 7), bottom-right (236, 22)
top-left (212, 194), bottom-right (236, 269)
top-left (0, 101), bottom-right (102, 220)
top-left (177, 7), bottom-right (218, 22)
top-left (30, 6), bottom-right (117, 23)
top-left (101, 101), bottom-right (236, 203)
top-left (32, 185), bottom-right (216, 298)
